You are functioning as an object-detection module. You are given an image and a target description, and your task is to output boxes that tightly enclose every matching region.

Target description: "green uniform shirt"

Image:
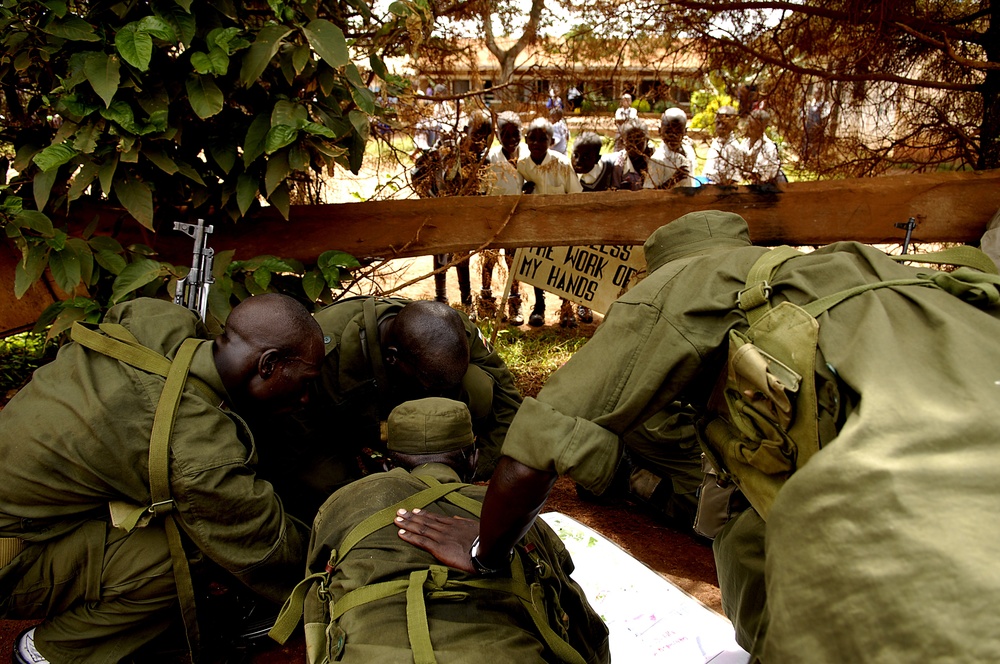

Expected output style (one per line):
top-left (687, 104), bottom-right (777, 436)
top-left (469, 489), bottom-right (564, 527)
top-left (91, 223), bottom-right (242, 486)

top-left (0, 298), bottom-right (308, 604)
top-left (501, 213), bottom-right (1000, 661)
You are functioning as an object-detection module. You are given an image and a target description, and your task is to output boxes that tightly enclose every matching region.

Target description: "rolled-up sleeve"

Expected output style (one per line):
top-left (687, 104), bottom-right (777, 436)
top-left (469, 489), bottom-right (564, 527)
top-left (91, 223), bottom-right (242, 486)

top-left (501, 295), bottom-right (704, 495)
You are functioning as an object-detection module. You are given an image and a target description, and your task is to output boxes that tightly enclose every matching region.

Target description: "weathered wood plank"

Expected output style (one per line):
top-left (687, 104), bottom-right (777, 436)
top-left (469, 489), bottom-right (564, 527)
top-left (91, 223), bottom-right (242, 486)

top-left (3, 169), bottom-right (999, 334)
top-left (125, 169), bottom-right (1000, 263)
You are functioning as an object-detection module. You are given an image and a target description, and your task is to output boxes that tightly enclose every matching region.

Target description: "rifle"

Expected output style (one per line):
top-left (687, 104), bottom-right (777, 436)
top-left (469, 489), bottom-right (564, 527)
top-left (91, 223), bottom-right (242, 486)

top-left (895, 217), bottom-right (916, 255)
top-left (173, 218), bottom-right (214, 321)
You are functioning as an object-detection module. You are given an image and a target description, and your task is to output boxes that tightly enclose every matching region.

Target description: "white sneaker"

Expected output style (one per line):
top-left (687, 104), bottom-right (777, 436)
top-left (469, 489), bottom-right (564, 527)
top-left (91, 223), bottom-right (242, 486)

top-left (15, 627), bottom-right (51, 664)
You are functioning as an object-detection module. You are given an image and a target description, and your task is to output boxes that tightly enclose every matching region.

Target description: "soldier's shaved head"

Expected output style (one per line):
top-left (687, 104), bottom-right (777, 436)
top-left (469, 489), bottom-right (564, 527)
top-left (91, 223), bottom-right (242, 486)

top-left (215, 294), bottom-right (324, 416)
top-left (224, 293), bottom-right (322, 358)
top-left (383, 301), bottom-right (470, 399)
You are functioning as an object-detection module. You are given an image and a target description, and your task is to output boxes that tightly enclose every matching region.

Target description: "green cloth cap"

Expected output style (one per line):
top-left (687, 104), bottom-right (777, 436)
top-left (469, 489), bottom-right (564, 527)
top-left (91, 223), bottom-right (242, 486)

top-left (644, 210), bottom-right (752, 273)
top-left (387, 397), bottom-right (474, 454)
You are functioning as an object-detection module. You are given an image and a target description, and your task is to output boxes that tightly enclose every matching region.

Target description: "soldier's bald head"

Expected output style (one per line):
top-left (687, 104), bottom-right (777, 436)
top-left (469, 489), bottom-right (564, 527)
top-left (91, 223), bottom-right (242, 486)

top-left (224, 293), bottom-right (322, 356)
top-left (215, 294), bottom-right (325, 415)
top-left (384, 300), bottom-right (469, 398)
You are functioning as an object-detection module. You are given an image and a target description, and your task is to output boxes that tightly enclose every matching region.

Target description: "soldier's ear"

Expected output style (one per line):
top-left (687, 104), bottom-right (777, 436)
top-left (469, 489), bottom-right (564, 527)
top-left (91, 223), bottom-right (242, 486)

top-left (258, 349), bottom-right (280, 379)
top-left (384, 346), bottom-right (399, 366)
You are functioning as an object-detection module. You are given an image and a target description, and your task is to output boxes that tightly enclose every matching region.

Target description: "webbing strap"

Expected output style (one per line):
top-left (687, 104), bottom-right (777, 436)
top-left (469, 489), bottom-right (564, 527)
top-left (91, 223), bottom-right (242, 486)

top-left (406, 569), bottom-right (438, 664)
top-left (71, 322), bottom-right (217, 401)
top-left (362, 297), bottom-right (390, 403)
top-left (801, 278), bottom-right (933, 317)
top-left (740, 244), bottom-right (999, 326)
top-left (151, 338), bottom-right (204, 654)
top-left (333, 482), bottom-right (466, 568)
top-left (414, 474), bottom-right (484, 517)
top-left (269, 571), bottom-right (328, 644)
top-left (738, 246), bottom-right (803, 326)
top-left (891, 245), bottom-right (999, 275)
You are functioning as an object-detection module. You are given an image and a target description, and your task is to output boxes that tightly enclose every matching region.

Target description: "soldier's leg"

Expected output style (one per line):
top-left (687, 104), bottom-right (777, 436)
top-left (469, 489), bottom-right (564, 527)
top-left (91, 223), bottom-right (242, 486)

top-left (621, 406), bottom-right (705, 527)
top-left (529, 287), bottom-right (546, 326)
top-left (713, 508), bottom-right (768, 657)
top-left (7, 521), bottom-right (176, 663)
top-left (480, 250), bottom-right (498, 295)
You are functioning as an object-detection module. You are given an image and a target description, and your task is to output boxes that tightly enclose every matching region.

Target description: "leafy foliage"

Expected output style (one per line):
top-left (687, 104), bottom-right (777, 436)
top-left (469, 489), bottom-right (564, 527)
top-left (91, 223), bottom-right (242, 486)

top-left (0, 0), bottom-right (412, 331)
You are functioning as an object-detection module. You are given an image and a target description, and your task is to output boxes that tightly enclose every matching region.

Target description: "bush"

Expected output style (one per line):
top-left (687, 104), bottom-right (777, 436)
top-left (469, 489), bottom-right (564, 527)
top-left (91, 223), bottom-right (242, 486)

top-left (632, 99), bottom-right (651, 113)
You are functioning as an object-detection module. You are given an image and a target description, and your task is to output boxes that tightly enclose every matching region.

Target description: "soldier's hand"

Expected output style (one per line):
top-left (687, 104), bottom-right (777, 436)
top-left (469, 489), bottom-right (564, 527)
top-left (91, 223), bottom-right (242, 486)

top-left (396, 509), bottom-right (479, 574)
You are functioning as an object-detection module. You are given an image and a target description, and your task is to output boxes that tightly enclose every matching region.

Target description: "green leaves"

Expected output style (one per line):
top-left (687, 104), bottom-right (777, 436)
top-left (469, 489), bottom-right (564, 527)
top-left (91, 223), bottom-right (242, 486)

top-left (265, 124), bottom-right (298, 154)
top-left (116, 23), bottom-right (153, 71)
top-left (190, 48), bottom-right (229, 75)
top-left (302, 20), bottom-right (350, 68)
top-left (84, 52), bottom-right (121, 108)
top-left (32, 144), bottom-right (78, 172)
top-left (42, 15), bottom-right (100, 42)
top-left (113, 177), bottom-right (153, 230)
top-left (186, 74), bottom-right (224, 119)
top-left (1, 0), bottom-right (378, 323)
top-left (240, 24), bottom-right (292, 86)
top-left (110, 258), bottom-right (165, 304)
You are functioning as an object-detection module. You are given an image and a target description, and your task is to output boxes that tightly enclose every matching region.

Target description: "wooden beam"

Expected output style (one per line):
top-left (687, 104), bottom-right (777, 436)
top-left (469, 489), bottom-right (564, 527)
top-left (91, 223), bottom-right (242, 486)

top-left (104, 169), bottom-right (1000, 264)
top-left (3, 169), bottom-right (999, 335)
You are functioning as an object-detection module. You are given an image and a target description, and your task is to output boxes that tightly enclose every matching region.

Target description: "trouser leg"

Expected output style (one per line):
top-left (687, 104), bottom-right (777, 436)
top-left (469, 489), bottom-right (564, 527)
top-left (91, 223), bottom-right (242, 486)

top-left (480, 250), bottom-right (497, 294)
top-left (433, 253), bottom-right (448, 302)
top-left (455, 253), bottom-right (472, 305)
top-left (6, 521), bottom-right (176, 663)
top-left (532, 287), bottom-right (545, 313)
top-left (714, 507), bottom-right (769, 656)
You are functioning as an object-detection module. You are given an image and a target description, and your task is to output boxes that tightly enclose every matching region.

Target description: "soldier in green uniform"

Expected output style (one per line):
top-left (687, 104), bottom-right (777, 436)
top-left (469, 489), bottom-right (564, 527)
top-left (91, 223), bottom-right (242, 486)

top-left (292, 397), bottom-right (608, 663)
top-left (256, 297), bottom-right (522, 521)
top-left (397, 211), bottom-right (1000, 662)
top-left (0, 295), bottom-right (325, 663)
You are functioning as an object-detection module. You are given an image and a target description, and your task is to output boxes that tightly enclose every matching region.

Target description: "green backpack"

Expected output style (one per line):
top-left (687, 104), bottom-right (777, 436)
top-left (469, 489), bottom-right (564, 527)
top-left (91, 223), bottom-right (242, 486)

top-left (270, 475), bottom-right (610, 664)
top-left (700, 245), bottom-right (1000, 520)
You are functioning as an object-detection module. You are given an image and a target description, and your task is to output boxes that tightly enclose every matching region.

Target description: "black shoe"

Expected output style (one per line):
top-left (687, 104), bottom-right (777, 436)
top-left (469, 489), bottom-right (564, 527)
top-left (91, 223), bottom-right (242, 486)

top-left (528, 310), bottom-right (545, 327)
top-left (577, 306), bottom-right (594, 324)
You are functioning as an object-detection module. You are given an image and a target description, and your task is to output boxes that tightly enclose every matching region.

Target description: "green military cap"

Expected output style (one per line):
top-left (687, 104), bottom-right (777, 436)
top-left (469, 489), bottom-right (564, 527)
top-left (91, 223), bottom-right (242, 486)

top-left (387, 397), bottom-right (474, 454)
top-left (644, 210), bottom-right (752, 273)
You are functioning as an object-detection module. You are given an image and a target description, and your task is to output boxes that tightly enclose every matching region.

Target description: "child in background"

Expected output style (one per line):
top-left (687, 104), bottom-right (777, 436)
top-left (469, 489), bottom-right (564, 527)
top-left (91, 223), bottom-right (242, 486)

top-left (550, 107), bottom-right (569, 154)
top-left (518, 117), bottom-right (583, 327)
top-left (481, 111), bottom-right (529, 325)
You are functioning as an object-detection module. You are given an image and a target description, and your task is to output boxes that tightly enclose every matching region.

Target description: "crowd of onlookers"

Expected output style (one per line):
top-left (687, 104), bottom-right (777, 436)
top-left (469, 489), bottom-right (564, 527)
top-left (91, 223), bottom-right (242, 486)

top-left (410, 96), bottom-right (787, 326)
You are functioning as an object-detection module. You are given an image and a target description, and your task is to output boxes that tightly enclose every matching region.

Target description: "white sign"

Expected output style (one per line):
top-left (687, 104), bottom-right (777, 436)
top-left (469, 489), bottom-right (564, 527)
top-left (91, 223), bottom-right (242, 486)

top-left (509, 245), bottom-right (646, 314)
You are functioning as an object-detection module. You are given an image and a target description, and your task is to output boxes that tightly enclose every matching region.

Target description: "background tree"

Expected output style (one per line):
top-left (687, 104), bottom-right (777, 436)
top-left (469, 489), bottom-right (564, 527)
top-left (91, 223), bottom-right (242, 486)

top-left (0, 0), bottom-right (414, 332)
top-left (557, 0), bottom-right (997, 175)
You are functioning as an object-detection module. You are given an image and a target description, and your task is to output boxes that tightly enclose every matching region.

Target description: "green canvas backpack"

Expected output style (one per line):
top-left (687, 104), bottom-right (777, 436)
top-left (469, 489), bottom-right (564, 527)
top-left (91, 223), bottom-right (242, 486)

top-left (700, 245), bottom-right (1000, 520)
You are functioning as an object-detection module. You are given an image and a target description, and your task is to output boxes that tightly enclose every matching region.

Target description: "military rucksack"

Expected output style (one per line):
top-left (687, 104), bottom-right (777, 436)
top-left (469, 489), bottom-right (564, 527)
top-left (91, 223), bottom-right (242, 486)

top-left (700, 244), bottom-right (1000, 519)
top-left (270, 474), bottom-right (610, 664)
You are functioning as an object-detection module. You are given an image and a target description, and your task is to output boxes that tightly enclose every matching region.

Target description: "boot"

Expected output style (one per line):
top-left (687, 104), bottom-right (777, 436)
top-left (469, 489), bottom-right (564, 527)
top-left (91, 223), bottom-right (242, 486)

top-left (559, 299), bottom-right (577, 328)
top-left (577, 305), bottom-right (594, 324)
top-left (477, 290), bottom-right (496, 320)
top-left (507, 295), bottom-right (524, 326)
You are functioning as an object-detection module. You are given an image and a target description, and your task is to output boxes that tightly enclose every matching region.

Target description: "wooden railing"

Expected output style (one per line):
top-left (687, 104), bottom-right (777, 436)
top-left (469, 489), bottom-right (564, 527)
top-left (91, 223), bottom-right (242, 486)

top-left (4, 169), bottom-right (999, 335)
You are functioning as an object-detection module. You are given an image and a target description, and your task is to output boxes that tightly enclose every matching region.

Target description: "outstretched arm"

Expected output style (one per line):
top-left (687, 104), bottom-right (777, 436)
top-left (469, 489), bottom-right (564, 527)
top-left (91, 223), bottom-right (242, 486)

top-left (396, 456), bottom-right (556, 572)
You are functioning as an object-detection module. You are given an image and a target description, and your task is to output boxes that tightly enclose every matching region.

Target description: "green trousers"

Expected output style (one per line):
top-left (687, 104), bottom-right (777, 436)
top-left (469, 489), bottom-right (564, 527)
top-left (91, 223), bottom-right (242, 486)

top-left (1, 521), bottom-right (176, 663)
top-left (713, 507), bottom-right (768, 660)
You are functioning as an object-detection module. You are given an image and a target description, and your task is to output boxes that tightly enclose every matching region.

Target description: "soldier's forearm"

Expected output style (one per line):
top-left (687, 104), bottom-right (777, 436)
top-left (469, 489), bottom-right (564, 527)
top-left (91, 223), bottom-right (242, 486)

top-left (477, 456), bottom-right (556, 567)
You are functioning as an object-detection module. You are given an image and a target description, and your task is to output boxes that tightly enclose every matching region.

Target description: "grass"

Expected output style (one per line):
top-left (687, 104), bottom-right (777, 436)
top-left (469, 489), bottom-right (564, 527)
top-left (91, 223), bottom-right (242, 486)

top-left (485, 323), bottom-right (592, 399)
top-left (0, 332), bottom-right (56, 404)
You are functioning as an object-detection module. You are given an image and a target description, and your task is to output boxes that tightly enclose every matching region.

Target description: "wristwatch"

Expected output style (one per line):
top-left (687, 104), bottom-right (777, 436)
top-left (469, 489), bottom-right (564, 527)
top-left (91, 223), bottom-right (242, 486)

top-left (469, 536), bottom-right (507, 577)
